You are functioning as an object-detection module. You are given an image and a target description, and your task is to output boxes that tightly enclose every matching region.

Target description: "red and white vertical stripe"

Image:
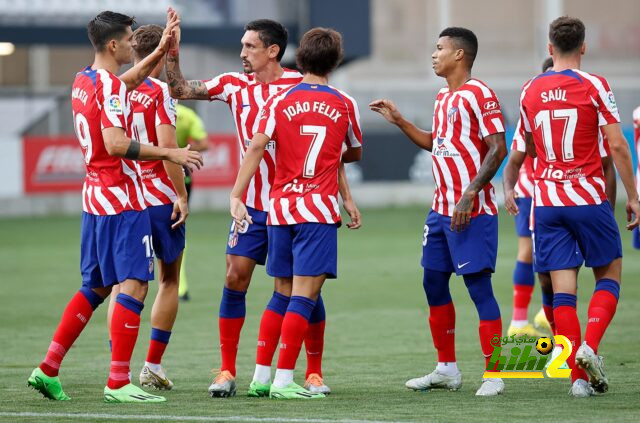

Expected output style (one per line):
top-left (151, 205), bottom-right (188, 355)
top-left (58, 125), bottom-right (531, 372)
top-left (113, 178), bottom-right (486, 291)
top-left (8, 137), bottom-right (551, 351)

top-left (268, 194), bottom-right (341, 225)
top-left (203, 70), bottom-right (303, 212)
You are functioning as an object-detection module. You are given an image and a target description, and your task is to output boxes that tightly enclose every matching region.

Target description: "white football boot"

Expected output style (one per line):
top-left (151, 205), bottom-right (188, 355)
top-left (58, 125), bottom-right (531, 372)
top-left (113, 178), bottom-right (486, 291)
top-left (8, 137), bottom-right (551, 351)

top-left (303, 373), bottom-right (331, 395)
top-left (139, 365), bottom-right (174, 390)
top-left (475, 378), bottom-right (504, 396)
top-left (405, 369), bottom-right (462, 391)
top-left (575, 342), bottom-right (608, 393)
top-left (208, 369), bottom-right (237, 398)
top-left (568, 378), bottom-right (595, 398)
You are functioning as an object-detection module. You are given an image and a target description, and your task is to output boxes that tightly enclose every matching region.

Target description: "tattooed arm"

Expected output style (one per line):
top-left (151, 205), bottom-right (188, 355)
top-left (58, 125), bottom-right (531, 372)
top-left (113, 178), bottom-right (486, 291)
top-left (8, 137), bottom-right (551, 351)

top-left (165, 39), bottom-right (210, 100)
top-left (451, 132), bottom-right (507, 232)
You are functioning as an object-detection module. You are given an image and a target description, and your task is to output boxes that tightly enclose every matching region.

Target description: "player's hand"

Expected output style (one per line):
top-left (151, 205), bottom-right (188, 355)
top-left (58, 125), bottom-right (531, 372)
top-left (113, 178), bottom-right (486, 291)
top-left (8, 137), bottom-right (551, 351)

top-left (504, 189), bottom-right (519, 216)
top-left (451, 191), bottom-right (475, 232)
top-left (369, 99), bottom-right (403, 125)
top-left (171, 196), bottom-right (189, 229)
top-left (342, 197), bottom-right (362, 229)
top-left (157, 7), bottom-right (180, 55)
top-left (230, 197), bottom-right (252, 227)
top-left (167, 145), bottom-right (203, 172)
top-left (626, 197), bottom-right (640, 230)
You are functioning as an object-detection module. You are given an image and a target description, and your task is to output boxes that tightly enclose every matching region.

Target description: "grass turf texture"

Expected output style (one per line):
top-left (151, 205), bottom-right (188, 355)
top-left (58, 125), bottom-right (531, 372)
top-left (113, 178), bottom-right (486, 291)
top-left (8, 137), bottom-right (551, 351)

top-left (1, 205), bottom-right (639, 422)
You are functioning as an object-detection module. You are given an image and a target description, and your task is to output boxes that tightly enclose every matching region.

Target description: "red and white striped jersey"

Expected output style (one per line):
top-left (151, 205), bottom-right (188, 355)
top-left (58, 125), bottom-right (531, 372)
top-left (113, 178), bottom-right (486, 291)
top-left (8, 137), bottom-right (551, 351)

top-left (202, 69), bottom-right (303, 211)
top-left (127, 77), bottom-right (178, 207)
top-left (520, 69), bottom-right (620, 207)
top-left (430, 79), bottom-right (505, 217)
top-left (256, 83), bottom-right (363, 225)
top-left (511, 118), bottom-right (610, 199)
top-left (510, 119), bottom-right (535, 198)
top-left (634, 106), bottom-right (640, 195)
top-left (71, 66), bottom-right (146, 215)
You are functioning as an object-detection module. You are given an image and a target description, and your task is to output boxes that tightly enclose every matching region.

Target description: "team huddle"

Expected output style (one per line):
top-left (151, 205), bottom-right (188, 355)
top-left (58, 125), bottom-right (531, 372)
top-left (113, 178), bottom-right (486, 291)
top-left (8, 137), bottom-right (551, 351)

top-left (26, 8), bottom-right (639, 403)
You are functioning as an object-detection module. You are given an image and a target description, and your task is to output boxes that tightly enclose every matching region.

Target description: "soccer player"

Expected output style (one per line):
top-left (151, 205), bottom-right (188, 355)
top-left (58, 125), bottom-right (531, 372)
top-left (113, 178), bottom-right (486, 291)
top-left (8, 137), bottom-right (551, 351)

top-left (27, 10), bottom-right (202, 403)
top-left (229, 26), bottom-right (363, 399)
top-left (370, 27), bottom-right (507, 397)
top-left (503, 57), bottom-right (617, 339)
top-left (633, 106), bottom-right (640, 249)
top-left (175, 103), bottom-right (209, 301)
top-left (106, 24), bottom-right (188, 391)
top-left (518, 16), bottom-right (639, 397)
top-left (166, 19), bottom-right (361, 397)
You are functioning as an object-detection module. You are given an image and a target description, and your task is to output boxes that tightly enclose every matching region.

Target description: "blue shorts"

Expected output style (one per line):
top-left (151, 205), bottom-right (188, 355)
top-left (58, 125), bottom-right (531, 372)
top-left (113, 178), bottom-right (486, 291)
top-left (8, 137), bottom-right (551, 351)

top-left (266, 223), bottom-right (338, 279)
top-left (225, 206), bottom-right (268, 265)
top-left (514, 197), bottom-right (532, 237)
top-left (533, 201), bottom-right (622, 271)
top-left (633, 227), bottom-right (640, 250)
top-left (148, 203), bottom-right (186, 264)
top-left (80, 210), bottom-right (154, 288)
top-left (421, 210), bottom-right (498, 275)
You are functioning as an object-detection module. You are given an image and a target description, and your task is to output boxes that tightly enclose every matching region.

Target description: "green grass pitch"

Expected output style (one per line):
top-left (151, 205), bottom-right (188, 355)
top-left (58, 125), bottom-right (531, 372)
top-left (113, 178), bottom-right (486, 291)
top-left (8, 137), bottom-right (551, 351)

top-left (1, 205), bottom-right (639, 422)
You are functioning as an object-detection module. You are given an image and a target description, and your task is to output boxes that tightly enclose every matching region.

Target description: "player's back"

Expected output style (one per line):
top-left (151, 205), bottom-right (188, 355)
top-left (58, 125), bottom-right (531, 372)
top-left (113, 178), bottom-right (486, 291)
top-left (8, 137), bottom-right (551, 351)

top-left (128, 77), bottom-right (177, 206)
top-left (520, 69), bottom-right (619, 206)
top-left (258, 83), bottom-right (362, 225)
top-left (71, 66), bottom-right (145, 215)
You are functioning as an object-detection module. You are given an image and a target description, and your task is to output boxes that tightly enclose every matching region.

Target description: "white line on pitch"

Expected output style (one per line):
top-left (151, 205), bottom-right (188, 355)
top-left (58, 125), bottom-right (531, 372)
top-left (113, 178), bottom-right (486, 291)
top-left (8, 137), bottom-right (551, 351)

top-left (0, 412), bottom-right (414, 423)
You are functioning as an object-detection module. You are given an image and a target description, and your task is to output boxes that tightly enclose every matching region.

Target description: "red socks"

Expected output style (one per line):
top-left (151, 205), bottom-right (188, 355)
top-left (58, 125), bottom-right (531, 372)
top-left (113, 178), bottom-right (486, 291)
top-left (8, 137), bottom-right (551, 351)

top-left (108, 294), bottom-right (144, 389)
top-left (553, 304), bottom-right (587, 382)
top-left (512, 285), bottom-right (534, 321)
top-left (428, 302), bottom-right (456, 362)
top-left (219, 317), bottom-right (245, 376)
top-left (39, 290), bottom-right (98, 377)
top-left (304, 321), bottom-right (325, 378)
top-left (479, 319), bottom-right (502, 370)
top-left (542, 304), bottom-right (556, 335)
top-left (277, 312), bottom-right (310, 370)
top-left (146, 328), bottom-right (172, 365)
top-left (585, 282), bottom-right (619, 353)
top-left (256, 309), bottom-right (284, 366)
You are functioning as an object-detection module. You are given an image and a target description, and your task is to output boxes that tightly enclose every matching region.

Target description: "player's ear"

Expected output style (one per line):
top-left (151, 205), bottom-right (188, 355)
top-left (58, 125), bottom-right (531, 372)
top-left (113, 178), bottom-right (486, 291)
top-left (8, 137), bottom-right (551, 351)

top-left (580, 42), bottom-right (586, 55)
top-left (454, 48), bottom-right (464, 62)
top-left (547, 43), bottom-right (554, 57)
top-left (268, 44), bottom-right (280, 60)
top-left (107, 39), bottom-right (118, 53)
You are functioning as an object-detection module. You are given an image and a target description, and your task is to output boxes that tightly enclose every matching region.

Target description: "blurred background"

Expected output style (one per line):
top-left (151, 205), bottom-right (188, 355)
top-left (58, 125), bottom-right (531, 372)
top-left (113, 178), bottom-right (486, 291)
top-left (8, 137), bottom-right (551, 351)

top-left (0, 0), bottom-right (638, 216)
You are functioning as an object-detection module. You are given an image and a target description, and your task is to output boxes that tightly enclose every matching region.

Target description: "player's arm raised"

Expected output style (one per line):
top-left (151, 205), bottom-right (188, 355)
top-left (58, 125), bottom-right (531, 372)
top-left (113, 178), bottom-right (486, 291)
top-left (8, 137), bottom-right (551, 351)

top-left (165, 25), bottom-right (210, 100)
top-left (369, 99), bottom-right (433, 151)
top-left (502, 150), bottom-right (526, 216)
top-left (601, 123), bottom-right (640, 229)
top-left (120, 8), bottom-right (179, 91)
top-left (229, 133), bottom-right (270, 225)
top-left (102, 127), bottom-right (203, 171)
top-left (157, 124), bottom-right (190, 228)
top-left (338, 163), bottom-right (361, 229)
top-left (451, 132), bottom-right (507, 232)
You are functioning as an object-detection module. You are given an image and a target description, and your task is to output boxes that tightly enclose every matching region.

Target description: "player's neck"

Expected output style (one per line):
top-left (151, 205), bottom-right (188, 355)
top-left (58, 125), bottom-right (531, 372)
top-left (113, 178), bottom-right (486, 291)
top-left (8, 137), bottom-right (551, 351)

top-left (551, 55), bottom-right (581, 72)
top-left (301, 74), bottom-right (328, 85)
top-left (445, 68), bottom-right (472, 92)
top-left (92, 53), bottom-right (121, 75)
top-left (254, 62), bottom-right (284, 84)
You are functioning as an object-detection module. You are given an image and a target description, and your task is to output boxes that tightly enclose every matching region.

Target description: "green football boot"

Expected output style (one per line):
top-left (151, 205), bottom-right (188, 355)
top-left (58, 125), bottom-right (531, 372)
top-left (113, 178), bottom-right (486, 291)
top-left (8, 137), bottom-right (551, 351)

top-left (247, 380), bottom-right (271, 397)
top-left (27, 367), bottom-right (70, 401)
top-left (104, 383), bottom-right (166, 403)
top-left (269, 382), bottom-right (325, 399)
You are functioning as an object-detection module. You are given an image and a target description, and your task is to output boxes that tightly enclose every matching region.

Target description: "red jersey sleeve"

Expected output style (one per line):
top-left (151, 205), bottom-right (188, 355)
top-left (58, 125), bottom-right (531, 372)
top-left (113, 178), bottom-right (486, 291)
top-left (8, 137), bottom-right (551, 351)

top-left (202, 72), bottom-right (247, 103)
top-left (97, 70), bottom-right (127, 130)
top-left (155, 82), bottom-right (177, 127)
top-left (467, 81), bottom-right (505, 137)
top-left (589, 75), bottom-right (621, 126)
top-left (511, 118), bottom-right (526, 153)
top-left (340, 90), bottom-right (363, 147)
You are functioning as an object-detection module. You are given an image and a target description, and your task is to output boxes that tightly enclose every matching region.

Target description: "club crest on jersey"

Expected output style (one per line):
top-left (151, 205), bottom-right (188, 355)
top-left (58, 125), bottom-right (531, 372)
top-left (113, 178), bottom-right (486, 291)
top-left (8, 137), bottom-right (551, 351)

top-left (606, 91), bottom-right (617, 111)
top-left (108, 95), bottom-right (123, 115)
top-left (447, 107), bottom-right (459, 124)
top-left (148, 259), bottom-right (154, 273)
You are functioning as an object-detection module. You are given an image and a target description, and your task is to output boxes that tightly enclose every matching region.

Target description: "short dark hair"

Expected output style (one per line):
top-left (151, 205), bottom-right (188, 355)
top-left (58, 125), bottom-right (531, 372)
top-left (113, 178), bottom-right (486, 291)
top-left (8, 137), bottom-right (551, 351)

top-left (87, 11), bottom-right (135, 52)
top-left (296, 27), bottom-right (344, 77)
top-left (132, 24), bottom-right (163, 61)
top-left (439, 27), bottom-right (478, 66)
top-left (542, 57), bottom-right (554, 72)
top-left (244, 19), bottom-right (288, 61)
top-left (549, 16), bottom-right (585, 54)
